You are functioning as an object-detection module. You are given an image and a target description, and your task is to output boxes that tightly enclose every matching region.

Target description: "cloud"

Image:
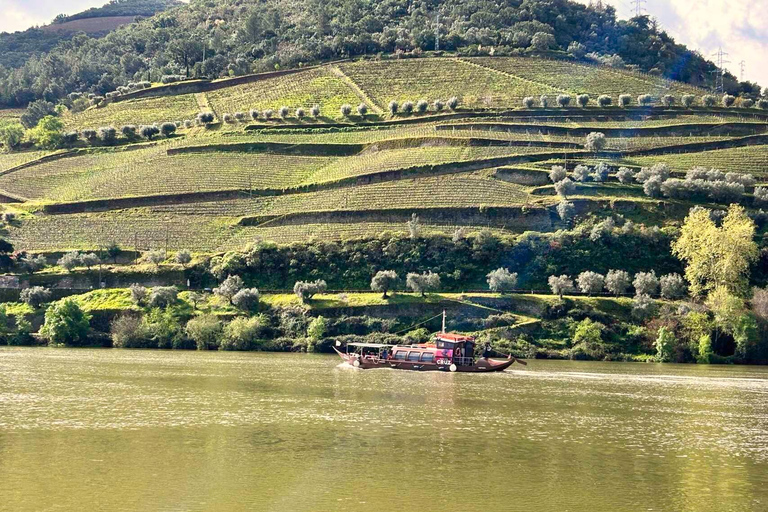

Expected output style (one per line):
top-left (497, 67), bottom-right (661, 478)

top-left (0, 1), bottom-right (108, 33)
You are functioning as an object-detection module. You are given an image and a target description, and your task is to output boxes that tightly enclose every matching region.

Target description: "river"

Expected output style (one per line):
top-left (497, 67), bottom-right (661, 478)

top-left (1, 347), bottom-right (767, 511)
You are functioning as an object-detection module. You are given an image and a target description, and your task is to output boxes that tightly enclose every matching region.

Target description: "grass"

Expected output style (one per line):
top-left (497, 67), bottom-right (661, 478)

top-left (624, 145), bottom-right (768, 174)
top-left (2, 302), bottom-right (35, 316)
top-left (206, 67), bottom-right (368, 121)
top-left (69, 288), bottom-right (136, 312)
top-left (0, 149), bottom-right (64, 173)
top-left (63, 94), bottom-right (201, 131)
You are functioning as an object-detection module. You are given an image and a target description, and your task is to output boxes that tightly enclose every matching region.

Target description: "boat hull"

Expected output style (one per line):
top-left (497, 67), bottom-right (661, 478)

top-left (334, 348), bottom-right (515, 373)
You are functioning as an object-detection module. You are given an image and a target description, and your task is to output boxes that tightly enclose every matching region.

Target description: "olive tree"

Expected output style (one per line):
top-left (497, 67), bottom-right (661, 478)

top-left (356, 104), bottom-right (367, 116)
top-left (57, 251), bottom-right (82, 272)
top-left (556, 200), bottom-right (575, 222)
top-left (637, 94), bottom-right (653, 106)
top-left (573, 164), bottom-right (591, 182)
top-left (263, 109), bottom-right (274, 120)
top-left (310, 105), bottom-right (321, 117)
top-left (486, 268), bottom-right (517, 293)
top-left (556, 94), bottom-right (571, 107)
top-left (597, 95), bottom-right (611, 107)
top-left (643, 175), bottom-right (663, 198)
top-left (371, 270), bottom-right (398, 298)
top-left (577, 94), bottom-right (590, 107)
top-left (415, 99), bottom-right (429, 113)
top-left (618, 94), bottom-right (632, 107)
top-left (20, 286), bottom-right (52, 308)
top-left (554, 178), bottom-right (575, 197)
top-left (660, 273), bottom-right (686, 299)
top-left (661, 95), bottom-right (675, 107)
top-left (757, 99), bottom-right (768, 110)
top-left (406, 271), bottom-right (441, 296)
top-left (616, 167), bottom-right (635, 184)
top-left (530, 32), bottom-right (556, 51)
top-left (701, 95), bottom-right (716, 107)
top-left (722, 95), bottom-right (736, 107)
top-left (80, 253), bottom-right (100, 270)
top-left (174, 249), bottom-right (192, 267)
top-left (388, 100), bottom-right (399, 115)
top-left (232, 288), bottom-right (260, 311)
top-left (279, 106), bottom-right (290, 119)
top-left (548, 275), bottom-right (575, 299)
top-left (196, 112), bottom-right (214, 125)
top-left (549, 165), bottom-right (567, 183)
top-left (540, 95), bottom-right (549, 108)
top-left (447, 97), bottom-right (459, 110)
top-left (340, 104), bottom-right (352, 117)
top-left (98, 126), bottom-right (117, 145)
top-left (592, 162), bottom-right (609, 182)
top-left (433, 100), bottom-right (444, 111)
top-left (742, 99), bottom-right (755, 108)
top-left (214, 275), bottom-right (243, 304)
top-left (144, 250), bottom-right (165, 268)
top-left (295, 108), bottom-right (305, 119)
top-left (250, 109), bottom-right (260, 120)
top-left (159, 122), bottom-right (176, 137)
top-left (585, 132), bottom-right (606, 151)
top-left (402, 101), bottom-right (414, 114)
top-left (523, 97), bottom-right (535, 108)
top-left (234, 112), bottom-right (247, 122)
top-left (605, 270), bottom-right (631, 296)
top-left (633, 270), bottom-right (659, 296)
top-left (681, 95), bottom-right (695, 107)
top-left (148, 286), bottom-right (178, 308)
top-left (129, 284), bottom-right (148, 305)
top-left (139, 124), bottom-right (159, 140)
top-left (632, 294), bottom-right (657, 320)
top-left (754, 186), bottom-right (768, 204)
top-left (577, 271), bottom-right (604, 296)
top-left (293, 279), bottom-right (328, 302)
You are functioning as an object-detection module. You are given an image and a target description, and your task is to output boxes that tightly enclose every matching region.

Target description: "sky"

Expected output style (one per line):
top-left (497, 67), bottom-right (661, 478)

top-left (2, 0), bottom-right (767, 86)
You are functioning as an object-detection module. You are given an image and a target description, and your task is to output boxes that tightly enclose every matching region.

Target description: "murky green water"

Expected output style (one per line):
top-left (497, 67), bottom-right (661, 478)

top-left (1, 348), bottom-right (767, 511)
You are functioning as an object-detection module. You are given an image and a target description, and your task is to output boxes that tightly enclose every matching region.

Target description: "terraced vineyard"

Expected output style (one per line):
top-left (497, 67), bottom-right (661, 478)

top-left (5, 55), bottom-right (768, 252)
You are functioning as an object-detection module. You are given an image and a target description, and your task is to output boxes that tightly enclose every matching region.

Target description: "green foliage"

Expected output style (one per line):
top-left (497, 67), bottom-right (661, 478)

top-left (655, 326), bottom-right (675, 362)
top-left (221, 315), bottom-right (269, 351)
top-left (570, 318), bottom-right (606, 359)
top-left (697, 334), bottom-right (713, 364)
top-left (41, 299), bottom-right (91, 346)
top-left (306, 315), bottom-right (328, 352)
top-left (486, 268), bottom-right (517, 293)
top-left (25, 116), bottom-right (64, 149)
top-left (186, 314), bottom-right (223, 350)
top-left (0, 120), bottom-right (25, 151)
top-left (371, 270), bottom-right (398, 298)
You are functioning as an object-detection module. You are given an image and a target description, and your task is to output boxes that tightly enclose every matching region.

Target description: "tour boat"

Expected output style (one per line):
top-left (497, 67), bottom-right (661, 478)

top-left (334, 312), bottom-right (522, 373)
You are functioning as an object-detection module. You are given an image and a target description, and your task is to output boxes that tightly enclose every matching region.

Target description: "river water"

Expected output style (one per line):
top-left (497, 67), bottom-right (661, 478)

top-left (1, 348), bottom-right (767, 512)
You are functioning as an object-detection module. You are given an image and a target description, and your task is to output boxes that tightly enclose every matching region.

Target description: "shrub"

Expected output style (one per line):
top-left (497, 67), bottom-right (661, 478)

top-left (416, 99), bottom-right (429, 113)
top-left (80, 253), bottom-right (100, 269)
top-left (556, 200), bottom-right (575, 222)
top-left (232, 288), bottom-right (260, 311)
top-left (592, 162), bottom-right (609, 182)
top-left (186, 315), bottom-right (223, 351)
top-left (401, 101), bottom-right (414, 114)
top-left (681, 95), bottom-right (695, 107)
top-left (655, 326), bottom-right (674, 362)
top-left (605, 270), bottom-right (631, 296)
top-left (577, 94), bottom-right (590, 107)
top-left (293, 279), bottom-right (327, 302)
top-left (62, 131), bottom-right (79, 145)
top-left (57, 251), bottom-right (82, 271)
top-left (310, 105), bottom-right (320, 117)
top-left (388, 100), bottom-right (398, 115)
top-left (279, 106), bottom-right (290, 119)
top-left (295, 108), bottom-right (305, 119)
top-left (98, 126), bottom-right (117, 144)
top-left (618, 94), bottom-right (632, 107)
top-left (129, 283), bottom-right (148, 305)
top-left (660, 95), bottom-right (675, 107)
top-left (20, 286), bottom-right (51, 308)
top-left (722, 95), bottom-right (736, 107)
top-left (214, 275), bottom-right (244, 304)
top-left (406, 271), bottom-right (441, 296)
top-left (522, 97), bottom-right (535, 108)
top-left (573, 164), bottom-right (591, 182)
top-left (548, 275), bottom-right (574, 298)
top-left (221, 315), bottom-right (268, 351)
top-left (249, 109), bottom-right (260, 120)
top-left (357, 103), bottom-right (368, 116)
top-left (234, 112), bottom-right (247, 122)
top-left (174, 249), bottom-right (192, 267)
top-left (556, 94), bottom-right (571, 107)
top-left (632, 294), bottom-right (657, 320)
top-left (530, 32), bottom-right (556, 51)
top-left (159, 122), bottom-right (176, 137)
top-left (81, 128), bottom-right (97, 141)
top-left (139, 124), bottom-right (159, 140)
top-left (371, 270), bottom-right (398, 298)
top-left (222, 113), bottom-right (234, 123)
top-left (340, 104), bottom-right (352, 117)
top-left (741, 99), bottom-right (755, 108)
top-left (660, 273), bottom-right (686, 299)
top-left (643, 175), bottom-right (663, 198)
top-left (121, 125), bottom-right (137, 138)
top-left (633, 270), bottom-right (659, 296)
top-left (196, 112), bottom-right (214, 124)
top-left (701, 95), bottom-right (716, 107)
top-left (144, 249), bottom-right (165, 267)
top-left (597, 95), bottom-right (611, 107)
top-left (589, 217), bottom-right (615, 241)
top-left (585, 132), bottom-right (606, 151)
top-left (111, 315), bottom-right (152, 348)
top-left (263, 109), bottom-right (274, 120)
top-left (41, 299), bottom-right (91, 346)
top-left (148, 286), bottom-right (178, 308)
top-left (637, 94), bottom-right (653, 106)
top-left (447, 97), bottom-right (459, 110)
top-left (540, 95), bottom-right (549, 108)
top-left (754, 186), bottom-right (768, 204)
top-left (549, 165), bottom-right (566, 183)
top-left (757, 99), bottom-right (768, 110)
top-left (616, 167), bottom-right (635, 184)
top-left (554, 178), bottom-right (575, 197)
top-left (567, 41), bottom-right (587, 58)
top-left (433, 100), bottom-right (444, 111)
top-left (486, 268), bottom-right (517, 293)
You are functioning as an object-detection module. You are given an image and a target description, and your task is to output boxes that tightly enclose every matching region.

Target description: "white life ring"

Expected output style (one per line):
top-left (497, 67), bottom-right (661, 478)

top-left (353, 359), bottom-right (361, 368)
top-left (449, 364), bottom-right (457, 372)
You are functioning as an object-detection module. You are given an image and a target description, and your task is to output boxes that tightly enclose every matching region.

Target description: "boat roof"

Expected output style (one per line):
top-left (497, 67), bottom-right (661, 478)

top-left (348, 342), bottom-right (395, 348)
top-left (436, 332), bottom-right (475, 342)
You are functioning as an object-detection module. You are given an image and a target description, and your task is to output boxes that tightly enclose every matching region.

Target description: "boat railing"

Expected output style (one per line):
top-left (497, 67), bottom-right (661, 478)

top-left (453, 356), bottom-right (475, 366)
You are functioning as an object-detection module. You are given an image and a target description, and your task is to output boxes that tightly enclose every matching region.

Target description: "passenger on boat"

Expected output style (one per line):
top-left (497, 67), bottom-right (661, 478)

top-left (483, 343), bottom-right (492, 358)
top-left (381, 348), bottom-right (389, 360)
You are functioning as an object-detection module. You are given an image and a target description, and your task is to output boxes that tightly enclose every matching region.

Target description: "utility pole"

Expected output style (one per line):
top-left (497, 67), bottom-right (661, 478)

top-left (712, 47), bottom-right (730, 94)
top-left (630, 0), bottom-right (647, 17)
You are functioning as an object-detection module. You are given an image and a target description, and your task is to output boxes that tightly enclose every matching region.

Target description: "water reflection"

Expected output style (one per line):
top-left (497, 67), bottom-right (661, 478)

top-left (1, 348), bottom-right (767, 511)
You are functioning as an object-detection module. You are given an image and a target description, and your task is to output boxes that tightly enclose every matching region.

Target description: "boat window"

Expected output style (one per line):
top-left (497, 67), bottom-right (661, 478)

top-left (407, 352), bottom-right (421, 362)
top-left (393, 351), bottom-right (407, 360)
top-left (420, 353), bottom-right (435, 363)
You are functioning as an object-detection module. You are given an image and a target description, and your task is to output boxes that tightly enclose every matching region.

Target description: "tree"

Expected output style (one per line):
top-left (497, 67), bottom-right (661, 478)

top-left (681, 95), bottom-right (695, 107)
top-left (616, 167), bottom-right (635, 184)
top-left (577, 94), bottom-right (589, 107)
top-left (598, 95), bottom-right (611, 107)
top-left (306, 316), bottom-right (328, 352)
top-left (407, 271), bottom-right (441, 296)
top-left (706, 286), bottom-right (756, 358)
top-left (633, 271), bottom-right (659, 296)
top-left (356, 104), bottom-right (367, 116)
top-left (549, 165), bottom-right (566, 183)
top-left (148, 286), bottom-right (178, 308)
top-left (250, 109), bottom-right (260, 120)
top-left (98, 126), bottom-right (117, 144)
top-left (41, 299), bottom-right (91, 346)
top-left (221, 315), bottom-right (268, 351)
top-left (643, 175), bottom-right (663, 198)
top-left (129, 284), bottom-right (148, 305)
top-left (530, 32), bottom-right (556, 51)
top-left (57, 251), bottom-right (82, 272)
top-left (556, 94), bottom-right (571, 107)
top-left (672, 204), bottom-right (758, 297)
top-left (186, 315), bottom-right (223, 351)
top-left (0, 121), bottom-right (25, 152)
top-left (655, 327), bottom-right (674, 362)
top-left (548, 275), bottom-right (574, 299)
top-left (175, 250), bottom-right (192, 267)
top-left (415, 99), bottom-right (428, 113)
top-left (632, 294), bottom-right (657, 319)
top-left (106, 242), bottom-right (121, 263)
top-left (293, 279), bottom-right (327, 302)
top-left (279, 106), bottom-right (290, 119)
top-left (232, 288), bottom-right (260, 311)
top-left (577, 271), bottom-right (604, 296)
top-left (263, 109), bottom-right (274, 120)
top-left (20, 286), bottom-right (52, 308)
top-left (605, 270), bottom-right (631, 296)
top-left (585, 132), bottom-right (606, 151)
top-left (523, 97), bottom-right (535, 108)
top-left (486, 268), bottom-right (517, 293)
top-left (121, 125), bottom-right (137, 138)
top-left (140, 125), bottom-right (159, 140)
top-left (144, 250), bottom-right (165, 268)
top-left (619, 94), bottom-right (632, 107)
top-left (310, 105), bottom-right (320, 118)
top-left (407, 213), bottom-right (420, 240)
top-left (340, 104), bottom-right (352, 117)
top-left (573, 164), bottom-right (590, 182)
top-left (573, 318), bottom-right (603, 346)
top-left (197, 112), bottom-right (215, 125)
top-left (433, 100), bottom-right (444, 111)
top-left (722, 95), bottom-right (736, 107)
top-left (26, 116), bottom-right (63, 149)
top-left (214, 275), bottom-right (244, 304)
top-left (554, 178), bottom-right (575, 197)
top-left (540, 95), bottom-right (549, 108)
top-left (556, 200), bottom-right (575, 223)
top-left (402, 101), bottom-right (414, 114)
top-left (661, 94), bottom-right (675, 107)
top-left (80, 253), bottom-right (100, 270)
top-left (159, 122), bottom-right (176, 137)
top-left (592, 162), bottom-right (609, 182)
top-left (660, 273), bottom-right (686, 299)
top-left (447, 97), bottom-right (459, 110)
top-left (701, 95), bottom-right (716, 107)
top-left (388, 101), bottom-right (398, 115)
top-left (371, 270), bottom-right (398, 298)
top-left (20, 100), bottom-right (55, 129)
top-left (637, 94), bottom-right (653, 106)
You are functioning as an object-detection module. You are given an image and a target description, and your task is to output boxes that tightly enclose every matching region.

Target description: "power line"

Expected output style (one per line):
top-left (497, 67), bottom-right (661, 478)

top-left (711, 47), bottom-right (730, 94)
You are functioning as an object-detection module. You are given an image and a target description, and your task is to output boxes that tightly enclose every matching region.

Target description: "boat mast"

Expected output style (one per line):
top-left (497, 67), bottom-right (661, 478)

top-left (442, 310), bottom-right (446, 333)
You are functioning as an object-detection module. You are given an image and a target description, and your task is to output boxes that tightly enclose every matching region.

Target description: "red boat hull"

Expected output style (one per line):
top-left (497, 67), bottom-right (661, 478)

top-left (334, 348), bottom-right (515, 373)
